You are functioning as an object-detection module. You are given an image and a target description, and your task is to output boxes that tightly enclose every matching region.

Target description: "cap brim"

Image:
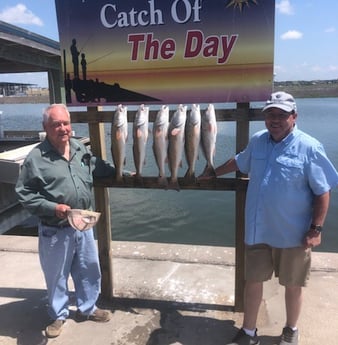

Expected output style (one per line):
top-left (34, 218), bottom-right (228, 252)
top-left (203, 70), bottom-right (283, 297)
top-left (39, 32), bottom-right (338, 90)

top-left (262, 103), bottom-right (294, 113)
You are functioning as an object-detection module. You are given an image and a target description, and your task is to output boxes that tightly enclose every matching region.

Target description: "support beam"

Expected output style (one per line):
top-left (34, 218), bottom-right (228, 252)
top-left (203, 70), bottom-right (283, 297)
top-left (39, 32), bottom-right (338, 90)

top-left (234, 102), bottom-right (250, 312)
top-left (87, 107), bottom-right (113, 300)
top-left (48, 68), bottom-right (63, 104)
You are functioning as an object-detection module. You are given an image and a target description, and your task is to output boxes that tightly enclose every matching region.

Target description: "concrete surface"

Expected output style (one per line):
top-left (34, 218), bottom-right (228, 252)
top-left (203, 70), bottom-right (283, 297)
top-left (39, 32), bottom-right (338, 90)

top-left (0, 235), bottom-right (337, 345)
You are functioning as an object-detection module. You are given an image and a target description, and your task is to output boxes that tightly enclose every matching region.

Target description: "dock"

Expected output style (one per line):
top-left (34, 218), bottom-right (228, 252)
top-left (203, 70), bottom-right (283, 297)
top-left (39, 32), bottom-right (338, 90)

top-left (1, 21), bottom-right (338, 345)
top-left (0, 236), bottom-right (337, 345)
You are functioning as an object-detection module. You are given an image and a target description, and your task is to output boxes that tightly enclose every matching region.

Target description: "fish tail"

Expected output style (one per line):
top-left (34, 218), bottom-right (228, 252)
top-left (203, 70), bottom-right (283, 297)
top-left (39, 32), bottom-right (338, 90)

top-left (133, 173), bottom-right (144, 186)
top-left (184, 168), bottom-right (196, 182)
top-left (114, 173), bottom-right (124, 183)
top-left (157, 175), bottom-right (169, 189)
top-left (168, 178), bottom-right (180, 192)
top-left (200, 164), bottom-right (216, 178)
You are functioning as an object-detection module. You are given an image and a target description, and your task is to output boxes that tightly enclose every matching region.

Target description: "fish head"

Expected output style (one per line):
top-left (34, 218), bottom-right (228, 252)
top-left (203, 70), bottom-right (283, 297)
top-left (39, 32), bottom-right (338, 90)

top-left (154, 105), bottom-right (170, 127)
top-left (202, 104), bottom-right (217, 134)
top-left (188, 104), bottom-right (201, 125)
top-left (134, 104), bottom-right (149, 127)
top-left (202, 104), bottom-right (216, 122)
top-left (170, 104), bottom-right (187, 129)
top-left (113, 104), bottom-right (127, 127)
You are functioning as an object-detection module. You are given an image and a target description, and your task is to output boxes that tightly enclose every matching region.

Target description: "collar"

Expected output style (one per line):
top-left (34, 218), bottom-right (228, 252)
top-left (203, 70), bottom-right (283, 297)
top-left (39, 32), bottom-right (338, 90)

top-left (40, 137), bottom-right (82, 156)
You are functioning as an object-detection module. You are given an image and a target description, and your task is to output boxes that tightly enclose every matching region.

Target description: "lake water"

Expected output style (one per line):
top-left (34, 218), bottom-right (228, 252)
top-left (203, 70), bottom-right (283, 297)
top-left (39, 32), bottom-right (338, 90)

top-left (1, 98), bottom-right (338, 252)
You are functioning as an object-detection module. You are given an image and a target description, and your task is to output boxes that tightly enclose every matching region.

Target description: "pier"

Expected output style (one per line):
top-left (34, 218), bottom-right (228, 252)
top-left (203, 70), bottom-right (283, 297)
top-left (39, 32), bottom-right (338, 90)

top-left (0, 235), bottom-right (337, 344)
top-left (1, 20), bottom-right (338, 345)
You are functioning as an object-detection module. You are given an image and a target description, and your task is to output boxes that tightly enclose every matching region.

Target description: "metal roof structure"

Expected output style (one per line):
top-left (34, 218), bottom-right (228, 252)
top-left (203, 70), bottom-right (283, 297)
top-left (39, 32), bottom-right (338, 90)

top-left (0, 20), bottom-right (62, 103)
top-left (0, 20), bottom-right (61, 73)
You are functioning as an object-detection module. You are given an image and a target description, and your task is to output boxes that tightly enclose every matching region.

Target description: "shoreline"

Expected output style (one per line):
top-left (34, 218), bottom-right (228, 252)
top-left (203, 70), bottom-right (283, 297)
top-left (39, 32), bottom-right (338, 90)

top-left (0, 81), bottom-right (337, 105)
top-left (274, 80), bottom-right (338, 98)
top-left (0, 95), bottom-right (49, 104)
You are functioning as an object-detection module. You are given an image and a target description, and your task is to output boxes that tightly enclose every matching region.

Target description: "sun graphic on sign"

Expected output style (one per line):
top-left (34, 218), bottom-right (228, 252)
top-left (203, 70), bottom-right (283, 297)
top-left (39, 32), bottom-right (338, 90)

top-left (226, 0), bottom-right (258, 11)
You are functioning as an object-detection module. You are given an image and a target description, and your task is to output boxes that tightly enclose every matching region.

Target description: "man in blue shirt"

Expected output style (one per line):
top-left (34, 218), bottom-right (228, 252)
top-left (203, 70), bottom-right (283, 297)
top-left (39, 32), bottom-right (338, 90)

top-left (205, 92), bottom-right (338, 345)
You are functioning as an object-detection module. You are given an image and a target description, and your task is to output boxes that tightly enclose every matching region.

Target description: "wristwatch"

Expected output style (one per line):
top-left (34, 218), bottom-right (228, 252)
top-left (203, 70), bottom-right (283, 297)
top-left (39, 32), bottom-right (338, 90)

top-left (310, 224), bottom-right (323, 232)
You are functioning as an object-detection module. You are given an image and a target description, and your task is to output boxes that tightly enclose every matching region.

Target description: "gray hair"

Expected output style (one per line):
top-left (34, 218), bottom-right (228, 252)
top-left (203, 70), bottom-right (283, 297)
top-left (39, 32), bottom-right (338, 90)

top-left (42, 103), bottom-right (70, 124)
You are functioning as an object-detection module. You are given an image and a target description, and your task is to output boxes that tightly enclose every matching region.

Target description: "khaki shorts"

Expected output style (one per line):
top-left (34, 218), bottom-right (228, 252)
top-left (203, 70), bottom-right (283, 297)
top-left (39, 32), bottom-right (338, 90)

top-left (245, 244), bottom-right (311, 287)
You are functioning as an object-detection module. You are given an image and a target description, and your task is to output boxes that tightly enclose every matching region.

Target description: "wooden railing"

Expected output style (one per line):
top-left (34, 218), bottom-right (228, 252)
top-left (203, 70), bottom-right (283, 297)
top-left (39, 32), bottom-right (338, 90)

top-left (70, 104), bottom-right (264, 311)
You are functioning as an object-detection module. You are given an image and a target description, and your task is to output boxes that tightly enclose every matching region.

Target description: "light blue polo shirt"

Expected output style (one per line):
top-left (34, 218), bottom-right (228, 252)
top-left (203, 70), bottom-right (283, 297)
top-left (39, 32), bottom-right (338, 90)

top-left (236, 127), bottom-right (338, 248)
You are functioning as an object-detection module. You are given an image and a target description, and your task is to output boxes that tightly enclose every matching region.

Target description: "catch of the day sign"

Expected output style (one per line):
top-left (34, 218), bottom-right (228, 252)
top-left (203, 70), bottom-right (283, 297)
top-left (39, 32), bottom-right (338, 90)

top-left (101, 0), bottom-right (203, 28)
top-left (55, 0), bottom-right (275, 105)
top-left (127, 31), bottom-right (236, 64)
top-left (101, 1), bottom-right (236, 63)
top-left (111, 104), bottom-right (217, 191)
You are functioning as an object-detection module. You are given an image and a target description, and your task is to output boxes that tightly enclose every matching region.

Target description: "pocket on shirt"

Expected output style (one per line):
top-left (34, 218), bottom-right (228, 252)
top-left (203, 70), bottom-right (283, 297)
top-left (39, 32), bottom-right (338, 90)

top-left (276, 156), bottom-right (304, 181)
top-left (250, 153), bottom-right (268, 178)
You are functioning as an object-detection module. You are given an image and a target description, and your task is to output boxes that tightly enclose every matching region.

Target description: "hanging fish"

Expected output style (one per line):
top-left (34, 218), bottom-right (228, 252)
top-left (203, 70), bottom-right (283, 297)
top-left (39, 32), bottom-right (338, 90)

top-left (167, 104), bottom-right (187, 191)
top-left (184, 104), bottom-right (201, 181)
top-left (133, 104), bottom-right (149, 180)
top-left (111, 104), bottom-right (128, 182)
top-left (153, 105), bottom-right (169, 188)
top-left (200, 104), bottom-right (217, 177)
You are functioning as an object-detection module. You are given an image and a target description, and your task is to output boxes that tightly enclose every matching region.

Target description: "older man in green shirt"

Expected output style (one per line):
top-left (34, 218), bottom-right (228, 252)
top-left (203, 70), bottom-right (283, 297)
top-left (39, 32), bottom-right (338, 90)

top-left (16, 104), bottom-right (118, 338)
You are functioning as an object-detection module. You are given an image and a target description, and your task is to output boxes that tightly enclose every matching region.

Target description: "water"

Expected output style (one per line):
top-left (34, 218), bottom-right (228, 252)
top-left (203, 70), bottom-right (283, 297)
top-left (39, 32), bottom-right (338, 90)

top-left (1, 98), bottom-right (338, 252)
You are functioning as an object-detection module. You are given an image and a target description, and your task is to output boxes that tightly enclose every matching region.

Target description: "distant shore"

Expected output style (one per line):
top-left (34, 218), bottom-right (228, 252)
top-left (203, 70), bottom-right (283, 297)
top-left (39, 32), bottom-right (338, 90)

top-left (0, 95), bottom-right (49, 104)
top-left (0, 80), bottom-right (337, 104)
top-left (274, 80), bottom-right (338, 99)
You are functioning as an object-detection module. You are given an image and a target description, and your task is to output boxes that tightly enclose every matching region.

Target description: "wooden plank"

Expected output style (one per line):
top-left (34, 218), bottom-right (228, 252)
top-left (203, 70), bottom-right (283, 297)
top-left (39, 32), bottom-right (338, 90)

top-left (235, 189), bottom-right (246, 312)
top-left (94, 176), bottom-right (248, 191)
top-left (87, 107), bottom-right (113, 300)
top-left (234, 103), bottom-right (250, 312)
top-left (94, 186), bottom-right (113, 299)
top-left (70, 107), bottom-right (264, 123)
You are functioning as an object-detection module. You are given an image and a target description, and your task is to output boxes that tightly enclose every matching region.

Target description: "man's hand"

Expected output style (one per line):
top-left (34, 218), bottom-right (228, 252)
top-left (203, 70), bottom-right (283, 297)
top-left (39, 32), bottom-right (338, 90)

top-left (55, 204), bottom-right (71, 219)
top-left (303, 229), bottom-right (321, 249)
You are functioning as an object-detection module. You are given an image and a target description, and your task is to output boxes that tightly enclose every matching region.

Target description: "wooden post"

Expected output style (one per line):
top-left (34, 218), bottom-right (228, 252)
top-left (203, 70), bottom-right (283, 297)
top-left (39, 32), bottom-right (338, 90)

top-left (70, 105), bottom-right (258, 309)
top-left (234, 102), bottom-right (250, 312)
top-left (87, 107), bottom-right (113, 300)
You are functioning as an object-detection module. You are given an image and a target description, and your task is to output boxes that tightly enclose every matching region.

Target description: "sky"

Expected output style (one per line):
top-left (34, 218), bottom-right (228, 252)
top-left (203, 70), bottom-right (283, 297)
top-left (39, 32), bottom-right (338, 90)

top-left (0, 0), bottom-right (337, 87)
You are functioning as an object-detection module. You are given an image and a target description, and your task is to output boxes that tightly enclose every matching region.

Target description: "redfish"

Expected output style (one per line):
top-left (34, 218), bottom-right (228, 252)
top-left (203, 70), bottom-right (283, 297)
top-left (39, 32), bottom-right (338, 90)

top-left (153, 105), bottom-right (169, 188)
top-left (133, 104), bottom-right (149, 180)
top-left (184, 104), bottom-right (201, 181)
top-left (200, 104), bottom-right (217, 177)
top-left (168, 104), bottom-right (187, 191)
top-left (111, 104), bottom-right (128, 182)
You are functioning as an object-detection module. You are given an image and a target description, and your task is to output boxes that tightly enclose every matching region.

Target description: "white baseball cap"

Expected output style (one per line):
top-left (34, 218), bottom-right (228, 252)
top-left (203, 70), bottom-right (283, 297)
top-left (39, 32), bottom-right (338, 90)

top-left (263, 91), bottom-right (297, 113)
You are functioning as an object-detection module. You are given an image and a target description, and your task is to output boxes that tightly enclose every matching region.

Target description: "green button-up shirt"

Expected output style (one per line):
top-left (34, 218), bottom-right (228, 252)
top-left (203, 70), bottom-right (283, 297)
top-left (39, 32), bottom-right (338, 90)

top-left (15, 138), bottom-right (116, 226)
